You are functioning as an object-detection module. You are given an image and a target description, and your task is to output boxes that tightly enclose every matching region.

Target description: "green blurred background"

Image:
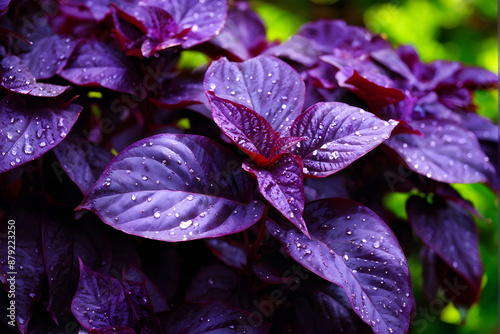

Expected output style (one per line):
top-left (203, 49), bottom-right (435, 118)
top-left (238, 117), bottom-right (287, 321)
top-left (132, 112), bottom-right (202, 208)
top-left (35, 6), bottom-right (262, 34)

top-left (250, 0), bottom-right (498, 333)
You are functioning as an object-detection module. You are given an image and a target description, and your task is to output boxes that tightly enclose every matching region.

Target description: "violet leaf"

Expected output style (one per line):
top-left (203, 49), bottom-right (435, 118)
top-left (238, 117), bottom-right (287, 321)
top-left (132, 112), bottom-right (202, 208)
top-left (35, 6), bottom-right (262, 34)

top-left (207, 94), bottom-right (277, 165)
top-left (406, 196), bottom-right (482, 296)
top-left (267, 199), bottom-right (412, 334)
top-left (204, 55), bottom-right (305, 134)
top-left (72, 259), bottom-right (131, 331)
top-left (290, 102), bottom-right (398, 177)
top-left (0, 94), bottom-right (82, 174)
top-left (59, 40), bottom-right (142, 95)
top-left (53, 133), bottom-right (114, 195)
top-left (243, 153), bottom-right (308, 236)
top-left (384, 119), bottom-right (496, 184)
top-left (164, 301), bottom-right (271, 333)
top-left (78, 134), bottom-right (264, 242)
top-left (1, 56), bottom-right (70, 96)
top-left (18, 34), bottom-right (80, 80)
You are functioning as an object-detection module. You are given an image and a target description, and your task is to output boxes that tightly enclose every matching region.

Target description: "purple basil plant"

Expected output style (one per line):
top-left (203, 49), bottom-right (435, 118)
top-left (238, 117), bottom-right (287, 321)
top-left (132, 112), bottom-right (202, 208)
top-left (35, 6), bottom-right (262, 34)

top-left (0, 1), bottom-right (497, 333)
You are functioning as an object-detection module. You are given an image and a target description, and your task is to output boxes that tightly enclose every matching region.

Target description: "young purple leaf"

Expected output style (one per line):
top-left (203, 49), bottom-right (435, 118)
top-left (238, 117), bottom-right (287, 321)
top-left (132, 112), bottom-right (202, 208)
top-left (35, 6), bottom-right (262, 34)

top-left (290, 102), bottom-right (398, 177)
top-left (406, 196), bottom-right (482, 296)
top-left (59, 40), bottom-right (142, 95)
top-left (384, 119), bottom-right (496, 184)
top-left (1, 56), bottom-right (70, 96)
top-left (0, 206), bottom-right (45, 334)
top-left (78, 134), bottom-right (264, 242)
top-left (0, 95), bottom-right (82, 174)
top-left (72, 259), bottom-right (131, 331)
top-left (164, 301), bottom-right (271, 333)
top-left (53, 133), bottom-right (114, 195)
top-left (19, 35), bottom-right (80, 80)
top-left (207, 94), bottom-right (276, 165)
top-left (243, 153), bottom-right (308, 236)
top-left (204, 55), bottom-right (305, 134)
top-left (267, 199), bottom-right (412, 334)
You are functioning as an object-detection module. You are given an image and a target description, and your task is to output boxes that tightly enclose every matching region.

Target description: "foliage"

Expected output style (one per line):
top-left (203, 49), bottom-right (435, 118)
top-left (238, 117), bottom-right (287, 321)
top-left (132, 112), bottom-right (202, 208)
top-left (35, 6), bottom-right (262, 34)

top-left (0, 1), bottom-right (497, 333)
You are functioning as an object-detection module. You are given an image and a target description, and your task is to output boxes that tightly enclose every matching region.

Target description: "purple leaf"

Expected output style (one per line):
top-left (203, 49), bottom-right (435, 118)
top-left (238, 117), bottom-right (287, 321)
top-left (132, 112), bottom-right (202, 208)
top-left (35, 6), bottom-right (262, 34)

top-left (0, 0), bottom-right (9, 13)
top-left (151, 0), bottom-right (228, 49)
top-left (446, 66), bottom-right (498, 90)
top-left (459, 112), bottom-right (498, 143)
top-left (419, 246), bottom-right (440, 301)
top-left (59, 40), bottom-right (142, 95)
top-left (72, 259), bottom-right (131, 331)
top-left (267, 199), bottom-right (412, 334)
top-left (264, 35), bottom-right (320, 67)
top-left (243, 153), bottom-right (308, 236)
top-left (289, 102), bottom-right (398, 177)
top-left (274, 282), bottom-right (372, 333)
top-left (185, 264), bottom-right (247, 308)
top-left (204, 55), bottom-right (305, 134)
top-left (0, 204), bottom-right (45, 334)
top-left (384, 119), bottom-right (496, 184)
top-left (122, 265), bottom-right (169, 313)
top-left (19, 34), bottom-right (80, 79)
top-left (208, 1), bottom-right (267, 61)
top-left (406, 196), bottom-right (482, 295)
top-left (207, 94), bottom-right (276, 165)
top-left (42, 213), bottom-right (113, 321)
top-left (0, 94), bottom-right (82, 174)
top-left (53, 133), bottom-right (114, 195)
top-left (165, 301), bottom-right (271, 333)
top-left (91, 326), bottom-right (135, 334)
top-left (1, 56), bottom-right (70, 96)
top-left (151, 74), bottom-right (208, 111)
top-left (121, 279), bottom-right (161, 333)
top-left (60, 0), bottom-right (110, 21)
top-left (78, 134), bottom-right (264, 242)
top-left (205, 237), bottom-right (248, 270)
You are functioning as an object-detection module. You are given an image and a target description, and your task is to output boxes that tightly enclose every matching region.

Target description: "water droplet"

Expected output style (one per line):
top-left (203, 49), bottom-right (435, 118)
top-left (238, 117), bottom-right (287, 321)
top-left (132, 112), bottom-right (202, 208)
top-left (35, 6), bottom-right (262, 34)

top-left (179, 220), bottom-right (193, 229)
top-left (154, 210), bottom-right (161, 219)
top-left (187, 195), bottom-right (194, 201)
top-left (343, 254), bottom-right (349, 261)
top-left (24, 144), bottom-right (34, 154)
top-left (103, 177), bottom-right (111, 187)
top-left (132, 195), bottom-right (136, 201)
top-left (142, 176), bottom-right (148, 181)
top-left (373, 241), bottom-right (380, 248)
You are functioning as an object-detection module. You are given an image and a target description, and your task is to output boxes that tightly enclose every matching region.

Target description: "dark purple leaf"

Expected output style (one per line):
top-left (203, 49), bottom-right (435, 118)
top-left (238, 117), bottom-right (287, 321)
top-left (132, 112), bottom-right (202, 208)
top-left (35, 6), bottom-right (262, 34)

top-left (264, 35), bottom-right (320, 67)
top-left (122, 265), bottom-right (169, 313)
top-left (59, 40), bottom-right (142, 95)
top-left (406, 196), bottom-right (482, 295)
top-left (0, 94), bottom-right (82, 174)
top-left (419, 246), bottom-right (440, 301)
top-left (289, 102), bottom-right (398, 177)
top-left (0, 204), bottom-right (45, 334)
top-left (72, 259), bottom-right (131, 330)
top-left (53, 133), bottom-right (114, 195)
top-left (151, 74), bottom-right (208, 111)
top-left (185, 264), bottom-right (249, 308)
top-left (121, 279), bottom-right (161, 333)
top-left (209, 2), bottom-right (267, 61)
top-left (205, 237), bottom-right (248, 270)
top-left (243, 154), bottom-right (308, 236)
top-left (165, 301), bottom-right (270, 334)
top-left (447, 66), bottom-right (498, 90)
top-left (204, 55), bottom-right (305, 134)
top-left (207, 94), bottom-right (276, 165)
top-left (153, 0), bottom-right (228, 49)
top-left (1, 56), bottom-right (69, 96)
top-left (251, 262), bottom-right (290, 284)
top-left (274, 282), bottom-right (372, 334)
top-left (384, 119), bottom-right (496, 184)
top-left (43, 213), bottom-right (113, 321)
top-left (459, 112), bottom-right (498, 142)
top-left (78, 134), bottom-right (264, 242)
top-left (267, 199), bottom-right (412, 334)
top-left (19, 34), bottom-right (80, 79)
top-left (370, 48), bottom-right (417, 87)
top-left (60, 0), bottom-right (110, 21)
